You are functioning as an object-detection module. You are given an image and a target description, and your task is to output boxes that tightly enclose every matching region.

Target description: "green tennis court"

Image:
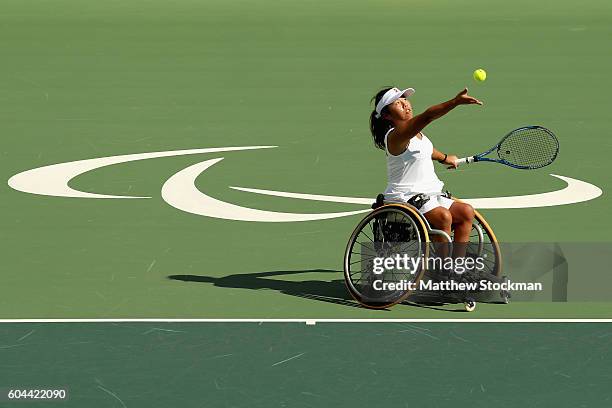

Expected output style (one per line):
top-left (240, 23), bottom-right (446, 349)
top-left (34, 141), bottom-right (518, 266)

top-left (2, 0), bottom-right (610, 319)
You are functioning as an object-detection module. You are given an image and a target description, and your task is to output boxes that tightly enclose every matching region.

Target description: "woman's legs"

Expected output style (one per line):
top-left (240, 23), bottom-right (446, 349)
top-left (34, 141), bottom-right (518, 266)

top-left (423, 207), bottom-right (453, 258)
top-left (423, 201), bottom-right (475, 258)
top-left (423, 207), bottom-right (452, 237)
top-left (448, 202), bottom-right (475, 243)
top-left (448, 202), bottom-right (475, 258)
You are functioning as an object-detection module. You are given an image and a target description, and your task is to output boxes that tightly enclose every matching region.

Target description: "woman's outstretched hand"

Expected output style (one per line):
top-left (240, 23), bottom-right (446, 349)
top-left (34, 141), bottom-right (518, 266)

top-left (454, 88), bottom-right (483, 105)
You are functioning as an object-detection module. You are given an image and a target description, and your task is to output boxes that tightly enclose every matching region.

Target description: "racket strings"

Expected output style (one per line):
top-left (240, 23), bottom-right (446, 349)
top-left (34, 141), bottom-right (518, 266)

top-left (497, 127), bottom-right (558, 169)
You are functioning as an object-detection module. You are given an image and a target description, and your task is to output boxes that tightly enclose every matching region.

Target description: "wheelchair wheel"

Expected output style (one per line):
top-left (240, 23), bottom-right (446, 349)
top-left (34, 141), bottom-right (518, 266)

top-left (450, 199), bottom-right (501, 278)
top-left (439, 203), bottom-right (503, 306)
top-left (470, 209), bottom-right (502, 277)
top-left (464, 299), bottom-right (476, 312)
top-left (343, 204), bottom-right (430, 309)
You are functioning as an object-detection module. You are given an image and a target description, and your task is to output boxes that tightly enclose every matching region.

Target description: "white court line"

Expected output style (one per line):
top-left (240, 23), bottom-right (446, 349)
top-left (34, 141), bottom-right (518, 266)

top-left (0, 319), bottom-right (611, 323)
top-left (8, 145), bottom-right (277, 199)
top-left (161, 158), bottom-right (370, 222)
top-left (231, 174), bottom-right (603, 209)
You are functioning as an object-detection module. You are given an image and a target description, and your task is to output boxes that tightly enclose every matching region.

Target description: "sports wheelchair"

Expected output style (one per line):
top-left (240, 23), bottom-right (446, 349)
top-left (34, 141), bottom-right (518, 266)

top-left (343, 193), bottom-right (504, 312)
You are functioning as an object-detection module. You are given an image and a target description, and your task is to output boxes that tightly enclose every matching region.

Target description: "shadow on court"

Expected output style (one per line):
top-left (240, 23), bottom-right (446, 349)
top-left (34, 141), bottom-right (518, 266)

top-left (168, 269), bottom-right (364, 309)
top-left (167, 269), bottom-right (467, 312)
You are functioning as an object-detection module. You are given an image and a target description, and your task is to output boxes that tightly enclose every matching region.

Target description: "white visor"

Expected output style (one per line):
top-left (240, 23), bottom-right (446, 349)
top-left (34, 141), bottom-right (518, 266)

top-left (375, 87), bottom-right (415, 118)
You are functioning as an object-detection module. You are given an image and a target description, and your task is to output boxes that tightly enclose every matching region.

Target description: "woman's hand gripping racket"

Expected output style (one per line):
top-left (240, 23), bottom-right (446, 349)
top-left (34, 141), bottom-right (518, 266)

top-left (457, 126), bottom-right (559, 169)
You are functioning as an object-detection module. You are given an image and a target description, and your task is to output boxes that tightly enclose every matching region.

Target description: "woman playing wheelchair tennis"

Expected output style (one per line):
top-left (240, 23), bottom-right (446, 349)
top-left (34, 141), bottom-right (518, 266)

top-left (369, 87), bottom-right (482, 243)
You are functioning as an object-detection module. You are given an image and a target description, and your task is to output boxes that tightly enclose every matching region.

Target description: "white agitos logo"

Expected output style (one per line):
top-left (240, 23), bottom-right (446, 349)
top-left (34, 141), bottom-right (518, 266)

top-left (7, 146), bottom-right (602, 222)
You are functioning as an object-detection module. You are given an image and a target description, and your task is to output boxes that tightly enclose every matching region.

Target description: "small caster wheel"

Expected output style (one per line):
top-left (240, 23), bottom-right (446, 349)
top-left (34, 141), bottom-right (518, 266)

top-left (500, 276), bottom-right (511, 304)
top-left (464, 299), bottom-right (476, 312)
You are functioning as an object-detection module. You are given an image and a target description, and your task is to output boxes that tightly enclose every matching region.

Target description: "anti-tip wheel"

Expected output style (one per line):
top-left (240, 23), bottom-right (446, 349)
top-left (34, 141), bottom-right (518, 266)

top-left (464, 300), bottom-right (476, 312)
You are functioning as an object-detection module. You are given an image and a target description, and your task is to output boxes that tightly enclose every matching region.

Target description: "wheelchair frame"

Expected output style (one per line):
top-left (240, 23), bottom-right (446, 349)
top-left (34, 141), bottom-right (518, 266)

top-left (343, 197), bottom-right (502, 311)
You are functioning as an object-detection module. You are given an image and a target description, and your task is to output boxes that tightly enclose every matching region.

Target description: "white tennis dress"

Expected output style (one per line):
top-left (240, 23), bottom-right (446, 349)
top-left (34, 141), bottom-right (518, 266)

top-left (383, 128), bottom-right (453, 214)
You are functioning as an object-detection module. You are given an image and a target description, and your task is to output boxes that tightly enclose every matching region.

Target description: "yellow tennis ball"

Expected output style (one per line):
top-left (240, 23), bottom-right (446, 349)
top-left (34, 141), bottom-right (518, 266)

top-left (473, 68), bottom-right (487, 82)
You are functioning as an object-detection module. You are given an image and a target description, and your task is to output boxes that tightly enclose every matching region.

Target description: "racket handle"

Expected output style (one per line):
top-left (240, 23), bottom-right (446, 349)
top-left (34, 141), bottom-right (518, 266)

top-left (457, 156), bottom-right (475, 165)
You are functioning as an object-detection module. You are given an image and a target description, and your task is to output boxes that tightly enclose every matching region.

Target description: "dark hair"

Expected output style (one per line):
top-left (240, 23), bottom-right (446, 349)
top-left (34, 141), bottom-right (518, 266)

top-left (369, 87), bottom-right (393, 150)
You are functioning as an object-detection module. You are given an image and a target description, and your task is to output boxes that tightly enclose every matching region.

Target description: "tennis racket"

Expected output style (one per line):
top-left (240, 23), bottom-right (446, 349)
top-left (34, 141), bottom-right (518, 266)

top-left (457, 125), bottom-right (559, 169)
